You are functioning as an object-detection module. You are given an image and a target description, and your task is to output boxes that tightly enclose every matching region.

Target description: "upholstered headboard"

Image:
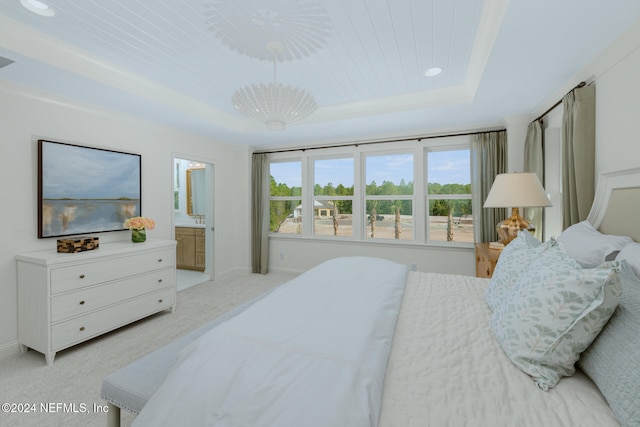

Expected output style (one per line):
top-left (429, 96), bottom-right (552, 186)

top-left (587, 167), bottom-right (640, 242)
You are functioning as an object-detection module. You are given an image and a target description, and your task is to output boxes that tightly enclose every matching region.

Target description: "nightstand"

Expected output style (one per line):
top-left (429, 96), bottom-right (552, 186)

top-left (475, 243), bottom-right (502, 278)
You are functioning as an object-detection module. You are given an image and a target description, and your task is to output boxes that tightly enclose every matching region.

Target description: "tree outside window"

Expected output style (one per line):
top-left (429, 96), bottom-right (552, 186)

top-left (426, 149), bottom-right (473, 243)
top-left (365, 154), bottom-right (414, 240)
top-left (269, 161), bottom-right (302, 234)
top-left (313, 157), bottom-right (354, 237)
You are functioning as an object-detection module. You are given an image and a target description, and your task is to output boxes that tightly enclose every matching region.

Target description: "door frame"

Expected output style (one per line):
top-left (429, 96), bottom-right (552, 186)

top-left (171, 152), bottom-right (217, 281)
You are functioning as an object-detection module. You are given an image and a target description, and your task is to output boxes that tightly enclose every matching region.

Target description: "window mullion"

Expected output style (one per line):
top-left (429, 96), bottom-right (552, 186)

top-left (353, 150), bottom-right (364, 240)
top-left (415, 147), bottom-right (426, 242)
top-left (302, 152), bottom-right (312, 237)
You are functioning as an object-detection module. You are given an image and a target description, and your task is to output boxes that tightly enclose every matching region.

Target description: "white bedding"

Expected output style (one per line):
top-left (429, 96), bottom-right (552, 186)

top-left (133, 257), bottom-right (409, 427)
top-left (379, 271), bottom-right (620, 427)
top-left (133, 260), bottom-right (620, 427)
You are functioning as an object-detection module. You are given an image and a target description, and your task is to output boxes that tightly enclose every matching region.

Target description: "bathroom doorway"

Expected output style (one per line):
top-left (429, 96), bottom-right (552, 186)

top-left (173, 155), bottom-right (215, 291)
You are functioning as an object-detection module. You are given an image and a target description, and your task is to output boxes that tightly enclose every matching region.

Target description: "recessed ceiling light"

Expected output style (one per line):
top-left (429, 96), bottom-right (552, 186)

top-left (20, 0), bottom-right (55, 17)
top-left (424, 67), bottom-right (442, 77)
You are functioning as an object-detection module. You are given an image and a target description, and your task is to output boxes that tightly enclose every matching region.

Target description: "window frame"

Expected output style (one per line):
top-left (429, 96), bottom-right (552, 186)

top-left (424, 145), bottom-right (473, 245)
top-left (268, 158), bottom-right (303, 236)
top-left (311, 154), bottom-right (356, 239)
top-left (266, 136), bottom-right (473, 248)
top-left (363, 151), bottom-right (416, 241)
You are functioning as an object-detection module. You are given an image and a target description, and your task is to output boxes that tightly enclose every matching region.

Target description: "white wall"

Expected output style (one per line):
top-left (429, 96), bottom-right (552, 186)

top-left (269, 237), bottom-right (475, 275)
top-left (0, 81), bottom-right (249, 359)
top-left (592, 21), bottom-right (640, 176)
top-left (535, 18), bottom-right (640, 179)
top-left (542, 111), bottom-right (563, 240)
top-left (503, 115), bottom-right (530, 173)
top-left (173, 158), bottom-right (192, 223)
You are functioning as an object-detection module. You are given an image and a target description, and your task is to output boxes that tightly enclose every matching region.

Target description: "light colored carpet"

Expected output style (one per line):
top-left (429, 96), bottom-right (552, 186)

top-left (176, 269), bottom-right (209, 291)
top-left (0, 271), bottom-right (297, 427)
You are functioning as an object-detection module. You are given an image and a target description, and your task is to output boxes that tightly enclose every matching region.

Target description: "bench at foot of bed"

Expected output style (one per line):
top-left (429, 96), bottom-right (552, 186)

top-left (101, 290), bottom-right (274, 427)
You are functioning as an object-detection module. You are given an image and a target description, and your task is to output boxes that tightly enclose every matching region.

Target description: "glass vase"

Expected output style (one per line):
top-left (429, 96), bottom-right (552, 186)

top-left (131, 228), bottom-right (146, 243)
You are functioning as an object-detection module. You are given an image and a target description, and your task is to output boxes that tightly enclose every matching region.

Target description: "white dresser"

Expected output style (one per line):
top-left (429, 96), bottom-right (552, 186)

top-left (16, 239), bottom-right (177, 365)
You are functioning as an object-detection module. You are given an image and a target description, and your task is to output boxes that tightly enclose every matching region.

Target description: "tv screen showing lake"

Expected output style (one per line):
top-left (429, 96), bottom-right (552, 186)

top-left (41, 199), bottom-right (140, 237)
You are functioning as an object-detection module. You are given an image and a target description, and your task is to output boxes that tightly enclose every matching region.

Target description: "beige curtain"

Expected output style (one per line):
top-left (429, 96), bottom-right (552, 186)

top-left (251, 153), bottom-right (270, 274)
top-left (524, 120), bottom-right (544, 239)
top-left (471, 130), bottom-right (508, 243)
top-left (562, 84), bottom-right (595, 228)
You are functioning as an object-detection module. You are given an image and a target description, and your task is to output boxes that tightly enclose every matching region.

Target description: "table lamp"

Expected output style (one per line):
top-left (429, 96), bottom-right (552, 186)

top-left (483, 172), bottom-right (552, 245)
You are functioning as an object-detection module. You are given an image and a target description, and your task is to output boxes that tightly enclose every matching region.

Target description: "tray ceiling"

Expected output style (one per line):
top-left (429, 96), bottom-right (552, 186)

top-left (1, 0), bottom-right (639, 148)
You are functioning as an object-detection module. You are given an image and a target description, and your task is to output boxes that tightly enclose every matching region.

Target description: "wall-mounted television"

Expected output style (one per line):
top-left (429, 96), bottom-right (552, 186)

top-left (38, 139), bottom-right (142, 238)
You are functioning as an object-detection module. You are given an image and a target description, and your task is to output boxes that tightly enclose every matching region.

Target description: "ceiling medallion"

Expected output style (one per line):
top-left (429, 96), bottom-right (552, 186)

top-left (203, 0), bottom-right (331, 61)
top-left (232, 42), bottom-right (317, 130)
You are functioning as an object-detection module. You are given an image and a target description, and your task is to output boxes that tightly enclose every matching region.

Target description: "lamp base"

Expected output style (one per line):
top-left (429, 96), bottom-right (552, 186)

top-left (496, 207), bottom-right (535, 245)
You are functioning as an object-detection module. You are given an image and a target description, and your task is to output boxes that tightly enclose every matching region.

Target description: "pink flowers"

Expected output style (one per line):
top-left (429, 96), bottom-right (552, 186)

top-left (123, 216), bottom-right (156, 230)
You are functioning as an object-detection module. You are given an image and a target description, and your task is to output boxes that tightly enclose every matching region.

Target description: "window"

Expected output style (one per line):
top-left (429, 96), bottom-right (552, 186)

top-left (269, 161), bottom-right (302, 234)
top-left (266, 136), bottom-right (473, 246)
top-left (365, 153), bottom-right (414, 240)
top-left (313, 157), bottom-right (354, 237)
top-left (426, 149), bottom-right (473, 243)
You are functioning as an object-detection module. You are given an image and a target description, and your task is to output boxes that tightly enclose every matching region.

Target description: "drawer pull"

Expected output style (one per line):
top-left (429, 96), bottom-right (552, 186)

top-left (79, 274), bottom-right (85, 279)
top-left (158, 279), bottom-right (163, 283)
top-left (157, 259), bottom-right (163, 263)
top-left (79, 326), bottom-right (85, 332)
top-left (79, 300), bottom-right (85, 305)
top-left (158, 299), bottom-right (163, 303)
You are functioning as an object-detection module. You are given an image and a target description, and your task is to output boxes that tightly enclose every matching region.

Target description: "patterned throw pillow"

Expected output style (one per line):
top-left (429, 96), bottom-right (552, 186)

top-left (485, 230), bottom-right (554, 311)
top-left (490, 243), bottom-right (622, 390)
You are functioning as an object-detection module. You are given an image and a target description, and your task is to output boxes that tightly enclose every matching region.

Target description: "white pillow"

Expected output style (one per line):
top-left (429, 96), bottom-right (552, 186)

top-left (616, 242), bottom-right (640, 279)
top-left (556, 220), bottom-right (632, 268)
top-left (491, 243), bottom-right (622, 390)
top-left (485, 230), bottom-right (554, 311)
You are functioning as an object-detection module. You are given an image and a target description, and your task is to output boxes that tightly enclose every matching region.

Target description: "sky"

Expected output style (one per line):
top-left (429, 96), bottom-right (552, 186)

top-left (42, 141), bottom-right (141, 199)
top-left (271, 150), bottom-right (470, 188)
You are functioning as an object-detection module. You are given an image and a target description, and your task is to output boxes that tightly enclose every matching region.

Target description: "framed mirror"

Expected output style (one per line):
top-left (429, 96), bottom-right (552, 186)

top-left (186, 168), bottom-right (206, 216)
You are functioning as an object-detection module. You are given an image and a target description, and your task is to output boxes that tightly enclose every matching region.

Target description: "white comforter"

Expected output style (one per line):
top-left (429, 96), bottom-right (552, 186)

top-left (133, 257), bottom-right (409, 427)
top-left (379, 271), bottom-right (620, 427)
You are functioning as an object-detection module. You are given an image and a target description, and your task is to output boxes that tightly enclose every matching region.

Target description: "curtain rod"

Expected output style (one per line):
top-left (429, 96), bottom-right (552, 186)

top-left (255, 128), bottom-right (506, 155)
top-left (534, 81), bottom-right (586, 123)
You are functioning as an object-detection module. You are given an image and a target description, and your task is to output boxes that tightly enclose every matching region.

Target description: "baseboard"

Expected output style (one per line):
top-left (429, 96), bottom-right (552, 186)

top-left (216, 266), bottom-right (301, 278)
top-left (0, 340), bottom-right (20, 361)
top-left (267, 266), bottom-right (305, 275)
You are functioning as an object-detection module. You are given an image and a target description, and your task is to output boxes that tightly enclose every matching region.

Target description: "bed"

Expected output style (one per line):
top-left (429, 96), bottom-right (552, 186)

top-left (101, 167), bottom-right (640, 427)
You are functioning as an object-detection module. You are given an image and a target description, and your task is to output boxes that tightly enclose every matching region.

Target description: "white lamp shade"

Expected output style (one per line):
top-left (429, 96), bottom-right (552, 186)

top-left (483, 172), bottom-right (552, 208)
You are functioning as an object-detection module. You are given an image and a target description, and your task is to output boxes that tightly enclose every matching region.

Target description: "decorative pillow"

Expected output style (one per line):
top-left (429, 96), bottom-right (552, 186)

top-left (616, 242), bottom-right (640, 279)
top-left (490, 243), bottom-right (622, 391)
top-left (578, 261), bottom-right (640, 427)
top-left (485, 230), bottom-right (554, 311)
top-left (556, 220), bottom-right (632, 268)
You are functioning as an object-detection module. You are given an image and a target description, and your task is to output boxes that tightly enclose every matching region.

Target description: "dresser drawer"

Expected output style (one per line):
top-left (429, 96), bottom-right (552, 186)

top-left (50, 268), bottom-right (175, 322)
top-left (51, 287), bottom-right (175, 351)
top-left (50, 248), bottom-right (175, 294)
